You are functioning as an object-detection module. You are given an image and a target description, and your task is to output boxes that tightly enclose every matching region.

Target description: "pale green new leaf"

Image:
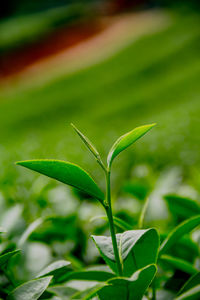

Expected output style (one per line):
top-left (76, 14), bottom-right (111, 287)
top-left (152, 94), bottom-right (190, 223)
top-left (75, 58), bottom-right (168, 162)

top-left (71, 123), bottom-right (100, 159)
top-left (7, 276), bottom-right (52, 300)
top-left (107, 124), bottom-right (156, 168)
top-left (92, 229), bottom-right (159, 276)
top-left (98, 264), bottom-right (157, 300)
top-left (16, 160), bottom-right (104, 204)
top-left (159, 215), bottom-right (200, 256)
top-left (159, 255), bottom-right (198, 275)
top-left (175, 285), bottom-right (200, 300)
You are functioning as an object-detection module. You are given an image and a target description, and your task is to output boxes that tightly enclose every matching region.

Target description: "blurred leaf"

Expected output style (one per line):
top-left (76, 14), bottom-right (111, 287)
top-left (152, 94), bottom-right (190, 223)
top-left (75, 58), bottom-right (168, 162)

top-left (138, 197), bottom-right (149, 229)
top-left (160, 255), bottom-right (197, 275)
top-left (91, 215), bottom-right (132, 231)
top-left (178, 272), bottom-right (200, 296)
top-left (16, 160), bottom-right (104, 204)
top-left (164, 194), bottom-right (200, 221)
top-left (175, 285), bottom-right (200, 300)
top-left (18, 218), bottom-right (44, 247)
top-left (37, 260), bottom-right (72, 283)
top-left (0, 227), bottom-right (5, 233)
top-left (0, 250), bottom-right (20, 267)
top-left (107, 124), bottom-right (156, 168)
top-left (71, 283), bottom-right (105, 299)
top-left (159, 215), bottom-right (200, 256)
top-left (122, 180), bottom-right (150, 200)
top-left (60, 269), bottom-right (115, 283)
top-left (48, 285), bottom-right (78, 299)
top-left (7, 276), bottom-right (52, 300)
top-left (98, 264), bottom-right (156, 300)
top-left (92, 229), bottom-right (159, 276)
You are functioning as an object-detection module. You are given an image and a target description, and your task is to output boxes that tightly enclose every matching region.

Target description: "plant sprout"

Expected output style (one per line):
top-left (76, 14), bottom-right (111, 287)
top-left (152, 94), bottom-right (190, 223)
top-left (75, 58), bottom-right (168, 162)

top-left (16, 123), bottom-right (156, 277)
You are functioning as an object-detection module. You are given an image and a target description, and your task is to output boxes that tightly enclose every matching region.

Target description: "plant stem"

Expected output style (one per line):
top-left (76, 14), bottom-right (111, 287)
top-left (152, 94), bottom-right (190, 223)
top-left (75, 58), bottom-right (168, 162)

top-left (152, 279), bottom-right (156, 300)
top-left (105, 170), bottom-right (123, 276)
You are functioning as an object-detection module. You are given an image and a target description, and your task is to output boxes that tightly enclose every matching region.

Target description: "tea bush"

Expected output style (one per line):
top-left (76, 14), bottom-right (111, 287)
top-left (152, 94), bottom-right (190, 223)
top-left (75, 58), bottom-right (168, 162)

top-left (0, 124), bottom-right (199, 299)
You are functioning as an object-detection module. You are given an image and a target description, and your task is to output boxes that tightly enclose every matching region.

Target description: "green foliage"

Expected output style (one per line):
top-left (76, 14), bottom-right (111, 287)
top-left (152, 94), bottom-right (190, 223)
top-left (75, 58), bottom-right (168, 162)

top-left (159, 215), bottom-right (200, 255)
top-left (159, 255), bottom-right (198, 275)
top-left (178, 272), bottom-right (200, 296)
top-left (97, 264), bottom-right (157, 300)
top-left (107, 124), bottom-right (156, 168)
top-left (36, 260), bottom-right (72, 283)
top-left (0, 123), bottom-right (199, 299)
top-left (176, 285), bottom-right (200, 300)
top-left (0, 250), bottom-right (20, 266)
top-left (16, 160), bottom-right (104, 204)
top-left (7, 276), bottom-right (52, 300)
top-left (92, 229), bottom-right (159, 276)
top-left (164, 194), bottom-right (200, 221)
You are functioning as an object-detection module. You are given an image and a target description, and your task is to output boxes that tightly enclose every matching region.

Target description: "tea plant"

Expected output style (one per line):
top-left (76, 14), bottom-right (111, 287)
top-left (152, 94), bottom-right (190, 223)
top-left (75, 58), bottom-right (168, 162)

top-left (0, 124), bottom-right (199, 299)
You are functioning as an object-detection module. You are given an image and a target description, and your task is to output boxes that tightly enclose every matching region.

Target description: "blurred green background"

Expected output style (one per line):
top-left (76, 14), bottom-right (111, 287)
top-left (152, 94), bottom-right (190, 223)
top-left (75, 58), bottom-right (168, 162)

top-left (0, 0), bottom-right (200, 281)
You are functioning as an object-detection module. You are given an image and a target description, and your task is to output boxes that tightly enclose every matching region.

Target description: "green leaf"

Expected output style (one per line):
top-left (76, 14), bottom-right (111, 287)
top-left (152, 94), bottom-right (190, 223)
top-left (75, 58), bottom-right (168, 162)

top-left (92, 229), bottom-right (159, 276)
top-left (36, 260), bottom-right (72, 283)
top-left (175, 285), bottom-right (200, 300)
top-left (7, 276), bottom-right (52, 300)
top-left (98, 264), bottom-right (157, 300)
top-left (16, 160), bottom-right (104, 204)
top-left (71, 123), bottom-right (100, 159)
top-left (107, 124), bottom-right (156, 168)
top-left (159, 255), bottom-right (198, 275)
top-left (60, 269), bottom-right (115, 283)
top-left (159, 215), bottom-right (200, 256)
top-left (71, 283), bottom-right (106, 300)
top-left (178, 272), bottom-right (200, 296)
top-left (138, 197), bottom-right (150, 229)
top-left (48, 285), bottom-right (78, 299)
top-left (164, 194), bottom-right (200, 221)
top-left (0, 250), bottom-right (20, 267)
top-left (18, 218), bottom-right (44, 247)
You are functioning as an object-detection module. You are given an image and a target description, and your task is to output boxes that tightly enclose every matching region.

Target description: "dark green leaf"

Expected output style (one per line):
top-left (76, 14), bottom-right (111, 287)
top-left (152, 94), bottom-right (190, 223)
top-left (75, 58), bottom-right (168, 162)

top-left (0, 250), bottom-right (20, 267)
top-left (164, 194), bottom-right (200, 221)
top-left (159, 215), bottom-right (200, 256)
top-left (60, 269), bottom-right (115, 283)
top-left (98, 264), bottom-right (156, 300)
top-left (175, 285), bottom-right (200, 300)
top-left (7, 276), bottom-right (52, 300)
top-left (178, 272), bottom-right (200, 295)
top-left (16, 160), bottom-right (104, 203)
top-left (92, 229), bottom-right (159, 276)
top-left (107, 124), bottom-right (156, 168)
top-left (159, 255), bottom-right (197, 275)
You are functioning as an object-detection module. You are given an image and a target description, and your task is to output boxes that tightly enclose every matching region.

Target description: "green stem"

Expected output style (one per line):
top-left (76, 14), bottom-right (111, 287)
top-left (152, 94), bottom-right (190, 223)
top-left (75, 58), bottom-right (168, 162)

top-left (152, 279), bottom-right (156, 300)
top-left (105, 170), bottom-right (123, 276)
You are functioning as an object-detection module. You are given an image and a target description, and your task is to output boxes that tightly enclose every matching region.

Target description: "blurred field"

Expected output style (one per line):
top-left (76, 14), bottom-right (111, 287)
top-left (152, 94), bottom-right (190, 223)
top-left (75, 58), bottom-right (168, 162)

top-left (0, 9), bottom-right (200, 196)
